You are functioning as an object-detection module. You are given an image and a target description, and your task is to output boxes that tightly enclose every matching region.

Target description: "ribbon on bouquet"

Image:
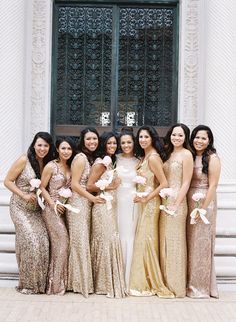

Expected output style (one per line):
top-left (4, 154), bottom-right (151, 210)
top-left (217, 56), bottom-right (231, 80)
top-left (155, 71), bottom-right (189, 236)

top-left (190, 208), bottom-right (209, 225)
top-left (54, 200), bottom-right (80, 216)
top-left (36, 188), bottom-right (45, 210)
top-left (100, 192), bottom-right (113, 210)
top-left (159, 205), bottom-right (177, 217)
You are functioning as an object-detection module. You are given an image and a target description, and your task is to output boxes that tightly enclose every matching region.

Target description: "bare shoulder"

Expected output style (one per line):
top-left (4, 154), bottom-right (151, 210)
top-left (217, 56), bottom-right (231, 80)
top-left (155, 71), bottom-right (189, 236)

top-left (72, 153), bottom-right (86, 166)
top-left (15, 154), bottom-right (28, 167)
top-left (182, 149), bottom-right (193, 158)
top-left (148, 153), bottom-right (162, 165)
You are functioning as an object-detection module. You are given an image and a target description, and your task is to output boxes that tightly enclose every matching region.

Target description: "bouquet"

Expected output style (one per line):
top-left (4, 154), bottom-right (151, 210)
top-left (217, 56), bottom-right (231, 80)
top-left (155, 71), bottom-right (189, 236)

top-left (190, 192), bottom-right (209, 224)
top-left (159, 188), bottom-right (177, 217)
top-left (95, 178), bottom-right (113, 210)
top-left (132, 175), bottom-right (147, 185)
top-left (28, 178), bottom-right (45, 210)
top-left (58, 187), bottom-right (72, 204)
top-left (97, 156), bottom-right (112, 168)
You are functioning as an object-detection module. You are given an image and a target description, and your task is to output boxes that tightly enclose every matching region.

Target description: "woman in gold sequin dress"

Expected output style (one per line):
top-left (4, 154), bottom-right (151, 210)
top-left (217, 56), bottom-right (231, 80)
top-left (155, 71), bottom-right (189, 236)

top-left (67, 128), bottom-right (104, 297)
top-left (87, 132), bottom-right (126, 298)
top-left (187, 125), bottom-right (221, 298)
top-left (4, 132), bottom-right (55, 294)
top-left (159, 124), bottom-right (193, 297)
top-left (129, 125), bottom-right (174, 297)
top-left (40, 137), bottom-right (76, 295)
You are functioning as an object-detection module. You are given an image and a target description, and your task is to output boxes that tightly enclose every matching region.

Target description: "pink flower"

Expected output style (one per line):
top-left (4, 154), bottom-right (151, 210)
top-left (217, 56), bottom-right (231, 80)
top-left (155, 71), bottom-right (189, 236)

top-left (192, 192), bottom-right (205, 202)
top-left (29, 178), bottom-right (41, 191)
top-left (95, 179), bottom-right (110, 191)
top-left (98, 156), bottom-right (112, 167)
top-left (133, 175), bottom-right (146, 185)
top-left (58, 188), bottom-right (72, 199)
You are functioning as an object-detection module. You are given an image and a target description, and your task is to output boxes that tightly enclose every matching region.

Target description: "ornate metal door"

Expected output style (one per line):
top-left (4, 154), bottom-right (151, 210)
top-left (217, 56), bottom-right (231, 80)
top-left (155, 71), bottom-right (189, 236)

top-left (52, 1), bottom-right (178, 137)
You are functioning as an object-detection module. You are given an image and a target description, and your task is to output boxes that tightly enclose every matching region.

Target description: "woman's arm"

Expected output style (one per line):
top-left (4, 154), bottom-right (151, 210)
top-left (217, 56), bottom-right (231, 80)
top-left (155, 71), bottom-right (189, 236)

top-left (134, 154), bottom-right (168, 203)
top-left (201, 155), bottom-right (221, 210)
top-left (170, 150), bottom-right (193, 211)
top-left (4, 155), bottom-right (36, 203)
top-left (87, 163), bottom-right (106, 193)
top-left (71, 155), bottom-right (105, 204)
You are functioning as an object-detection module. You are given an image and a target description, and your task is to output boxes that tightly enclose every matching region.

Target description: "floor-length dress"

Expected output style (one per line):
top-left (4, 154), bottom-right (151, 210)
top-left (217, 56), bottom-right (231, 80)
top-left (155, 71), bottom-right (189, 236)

top-left (159, 160), bottom-right (188, 297)
top-left (129, 154), bottom-right (174, 297)
top-left (42, 161), bottom-right (69, 295)
top-left (9, 158), bottom-right (49, 294)
top-left (66, 153), bottom-right (93, 297)
top-left (187, 156), bottom-right (219, 298)
top-left (116, 154), bottom-right (139, 290)
top-left (91, 159), bottom-right (126, 298)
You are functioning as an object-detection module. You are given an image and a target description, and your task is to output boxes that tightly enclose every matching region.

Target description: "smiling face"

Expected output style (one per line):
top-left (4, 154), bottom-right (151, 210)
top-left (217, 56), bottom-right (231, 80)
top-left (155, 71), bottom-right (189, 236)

top-left (84, 131), bottom-right (99, 152)
top-left (193, 130), bottom-right (209, 155)
top-left (34, 137), bottom-right (50, 160)
top-left (57, 141), bottom-right (73, 161)
top-left (120, 134), bottom-right (134, 156)
top-left (170, 126), bottom-right (185, 148)
top-left (138, 130), bottom-right (152, 150)
top-left (106, 136), bottom-right (117, 156)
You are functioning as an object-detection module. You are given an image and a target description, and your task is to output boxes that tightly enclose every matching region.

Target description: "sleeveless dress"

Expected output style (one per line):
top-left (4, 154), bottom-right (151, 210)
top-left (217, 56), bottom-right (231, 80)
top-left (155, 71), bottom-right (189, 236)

top-left (116, 154), bottom-right (139, 290)
top-left (187, 155), bottom-right (219, 298)
top-left (91, 158), bottom-right (126, 298)
top-left (129, 154), bottom-right (174, 297)
top-left (9, 158), bottom-right (49, 294)
top-left (66, 153), bottom-right (93, 297)
top-left (42, 160), bottom-right (69, 295)
top-left (159, 160), bottom-right (188, 297)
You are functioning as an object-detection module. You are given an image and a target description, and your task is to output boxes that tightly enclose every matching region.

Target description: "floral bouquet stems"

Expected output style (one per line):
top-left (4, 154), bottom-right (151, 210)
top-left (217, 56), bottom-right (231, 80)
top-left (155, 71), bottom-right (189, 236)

top-left (190, 192), bottom-right (209, 224)
top-left (54, 187), bottom-right (79, 216)
top-left (29, 178), bottom-right (45, 210)
top-left (159, 188), bottom-right (177, 217)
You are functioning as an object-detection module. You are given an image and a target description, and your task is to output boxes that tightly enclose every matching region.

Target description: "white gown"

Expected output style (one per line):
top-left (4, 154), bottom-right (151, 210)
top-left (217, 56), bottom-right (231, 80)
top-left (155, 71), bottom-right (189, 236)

top-left (116, 154), bottom-right (139, 289)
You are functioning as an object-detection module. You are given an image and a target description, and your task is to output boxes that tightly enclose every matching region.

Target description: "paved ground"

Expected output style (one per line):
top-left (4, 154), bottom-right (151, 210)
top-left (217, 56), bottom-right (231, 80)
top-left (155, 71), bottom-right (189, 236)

top-left (0, 288), bottom-right (236, 322)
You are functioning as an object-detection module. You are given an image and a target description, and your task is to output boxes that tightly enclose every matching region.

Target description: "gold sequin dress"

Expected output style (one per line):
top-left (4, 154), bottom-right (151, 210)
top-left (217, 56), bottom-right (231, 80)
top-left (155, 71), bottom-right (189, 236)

top-left (42, 161), bottom-right (69, 295)
top-left (159, 160), bottom-right (187, 297)
top-left (66, 153), bottom-right (93, 297)
top-left (187, 156), bottom-right (219, 298)
top-left (9, 158), bottom-right (49, 294)
top-left (91, 159), bottom-right (126, 298)
top-left (129, 154), bottom-right (174, 297)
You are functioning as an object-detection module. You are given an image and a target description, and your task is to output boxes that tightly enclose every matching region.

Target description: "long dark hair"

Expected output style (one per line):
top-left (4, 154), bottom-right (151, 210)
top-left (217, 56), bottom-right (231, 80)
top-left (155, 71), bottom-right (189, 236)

top-left (98, 131), bottom-right (118, 165)
top-left (136, 125), bottom-right (165, 161)
top-left (27, 132), bottom-right (55, 178)
top-left (55, 137), bottom-right (77, 167)
top-left (190, 125), bottom-right (216, 174)
top-left (163, 123), bottom-right (191, 161)
top-left (78, 127), bottom-right (100, 165)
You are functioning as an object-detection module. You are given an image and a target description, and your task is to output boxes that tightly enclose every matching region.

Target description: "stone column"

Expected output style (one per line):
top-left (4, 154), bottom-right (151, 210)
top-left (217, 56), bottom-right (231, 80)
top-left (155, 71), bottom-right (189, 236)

top-left (0, 0), bottom-right (26, 197)
top-left (204, 0), bottom-right (236, 276)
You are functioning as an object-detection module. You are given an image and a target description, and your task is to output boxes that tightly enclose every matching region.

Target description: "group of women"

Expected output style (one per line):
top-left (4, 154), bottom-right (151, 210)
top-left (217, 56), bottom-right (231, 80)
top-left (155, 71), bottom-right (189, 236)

top-left (4, 123), bottom-right (221, 299)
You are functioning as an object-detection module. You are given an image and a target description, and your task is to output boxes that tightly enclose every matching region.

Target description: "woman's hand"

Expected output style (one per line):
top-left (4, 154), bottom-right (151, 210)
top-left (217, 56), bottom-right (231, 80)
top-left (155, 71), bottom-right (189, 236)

top-left (23, 193), bottom-right (37, 203)
top-left (108, 177), bottom-right (121, 190)
top-left (92, 196), bottom-right (106, 204)
top-left (167, 204), bottom-right (178, 213)
top-left (133, 196), bottom-right (147, 203)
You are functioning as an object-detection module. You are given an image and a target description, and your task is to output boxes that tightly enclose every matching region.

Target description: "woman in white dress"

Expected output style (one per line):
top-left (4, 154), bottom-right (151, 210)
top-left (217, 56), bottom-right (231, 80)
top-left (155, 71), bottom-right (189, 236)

top-left (116, 129), bottom-right (139, 292)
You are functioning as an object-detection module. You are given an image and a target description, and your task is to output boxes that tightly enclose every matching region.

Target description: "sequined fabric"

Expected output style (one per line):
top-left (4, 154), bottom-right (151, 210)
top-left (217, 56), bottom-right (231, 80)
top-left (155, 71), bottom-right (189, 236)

top-left (159, 160), bottom-right (188, 297)
top-left (42, 161), bottom-right (69, 295)
top-left (66, 153), bottom-right (93, 297)
top-left (187, 156), bottom-right (219, 298)
top-left (129, 154), bottom-right (174, 298)
top-left (10, 159), bottom-right (49, 294)
top-left (91, 159), bottom-right (126, 298)
top-left (116, 154), bottom-right (139, 290)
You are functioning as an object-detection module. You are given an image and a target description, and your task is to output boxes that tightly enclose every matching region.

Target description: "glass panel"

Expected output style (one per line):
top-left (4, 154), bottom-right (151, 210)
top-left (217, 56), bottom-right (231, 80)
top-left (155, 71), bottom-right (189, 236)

top-left (117, 7), bottom-right (176, 127)
top-left (56, 6), bottom-right (113, 125)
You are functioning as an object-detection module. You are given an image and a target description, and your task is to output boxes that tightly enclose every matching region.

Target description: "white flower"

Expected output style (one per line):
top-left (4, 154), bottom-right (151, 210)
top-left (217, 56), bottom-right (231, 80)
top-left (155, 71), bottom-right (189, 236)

top-left (29, 178), bottom-right (41, 191)
top-left (58, 187), bottom-right (72, 199)
top-left (192, 192), bottom-right (205, 202)
top-left (98, 156), bottom-right (112, 167)
top-left (95, 179), bottom-right (110, 191)
top-left (159, 188), bottom-right (175, 199)
top-left (133, 175), bottom-right (146, 185)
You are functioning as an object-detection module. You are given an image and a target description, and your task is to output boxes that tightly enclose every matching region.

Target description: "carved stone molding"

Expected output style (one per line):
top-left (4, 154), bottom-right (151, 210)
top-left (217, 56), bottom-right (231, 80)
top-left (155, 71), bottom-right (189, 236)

top-left (179, 0), bottom-right (202, 128)
top-left (31, 0), bottom-right (52, 135)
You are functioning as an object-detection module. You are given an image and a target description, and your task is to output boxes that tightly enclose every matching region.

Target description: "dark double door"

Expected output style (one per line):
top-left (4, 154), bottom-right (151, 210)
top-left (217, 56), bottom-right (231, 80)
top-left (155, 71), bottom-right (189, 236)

top-left (51, 0), bottom-right (178, 137)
